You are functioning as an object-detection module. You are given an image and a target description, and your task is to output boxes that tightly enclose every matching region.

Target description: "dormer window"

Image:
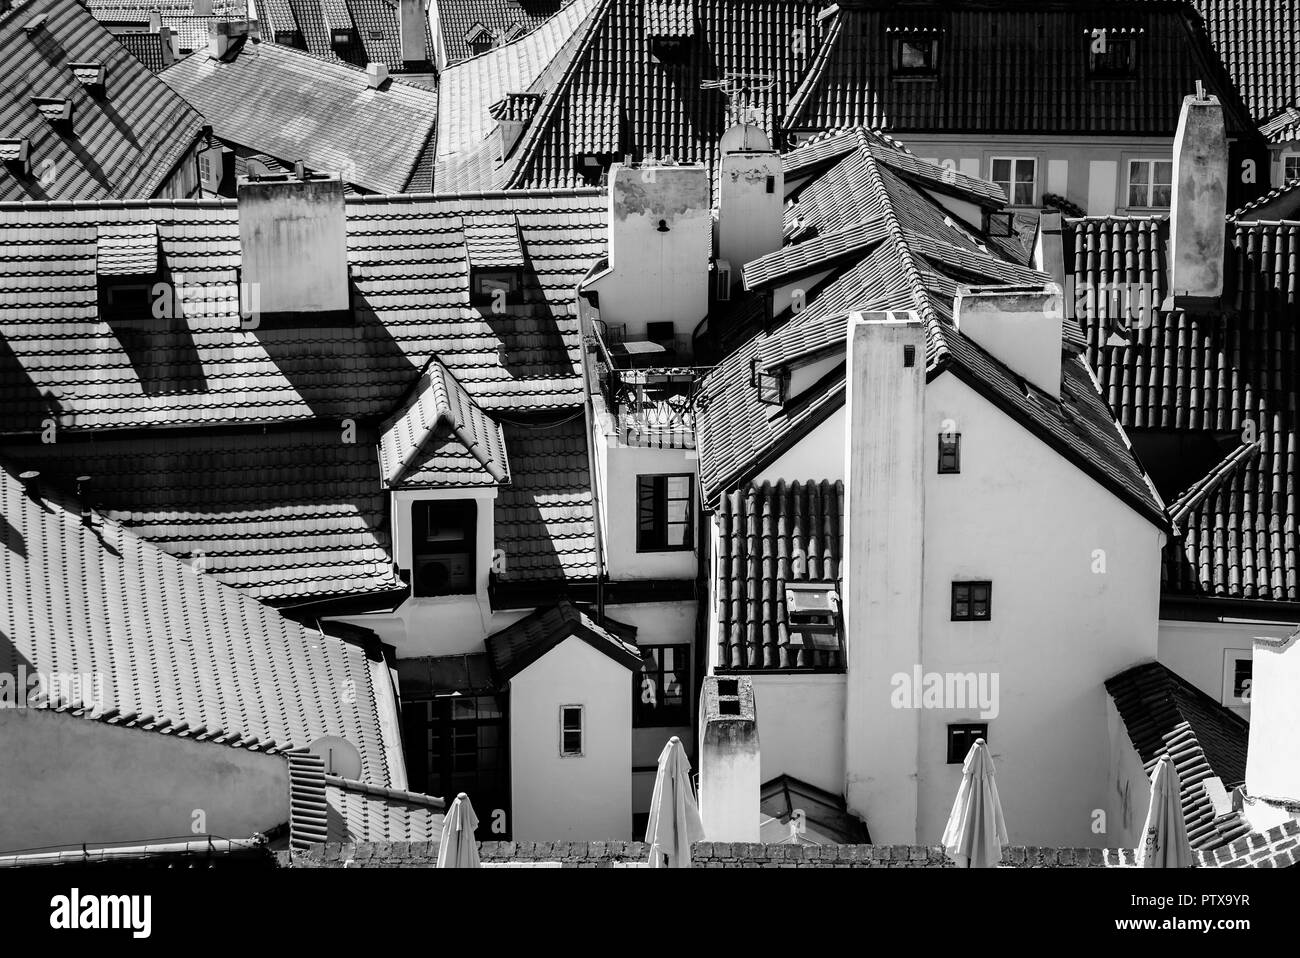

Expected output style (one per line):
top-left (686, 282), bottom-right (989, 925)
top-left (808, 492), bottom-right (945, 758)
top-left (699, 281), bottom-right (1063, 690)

top-left (331, 28), bottom-right (352, 48)
top-left (1088, 32), bottom-right (1138, 77)
top-left (411, 499), bottom-right (477, 597)
top-left (784, 583), bottom-right (841, 652)
top-left (465, 22), bottom-right (493, 55)
top-left (891, 34), bottom-right (939, 78)
top-left (471, 268), bottom-right (521, 305)
top-left (96, 224), bottom-right (161, 323)
top-left (752, 360), bottom-right (786, 405)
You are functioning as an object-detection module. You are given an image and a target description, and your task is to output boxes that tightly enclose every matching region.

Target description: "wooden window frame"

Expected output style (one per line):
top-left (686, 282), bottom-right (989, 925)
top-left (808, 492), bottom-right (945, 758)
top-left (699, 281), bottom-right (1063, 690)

top-left (634, 645), bottom-right (691, 727)
top-left (990, 156), bottom-right (1037, 207)
top-left (951, 580), bottom-right (992, 621)
top-left (636, 473), bottom-right (694, 553)
top-left (1126, 158), bottom-right (1173, 210)
top-left (560, 704), bottom-right (584, 757)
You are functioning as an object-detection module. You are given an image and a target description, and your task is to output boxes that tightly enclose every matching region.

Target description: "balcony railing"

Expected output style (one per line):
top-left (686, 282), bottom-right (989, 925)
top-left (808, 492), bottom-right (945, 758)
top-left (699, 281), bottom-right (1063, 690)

top-left (604, 367), bottom-right (709, 450)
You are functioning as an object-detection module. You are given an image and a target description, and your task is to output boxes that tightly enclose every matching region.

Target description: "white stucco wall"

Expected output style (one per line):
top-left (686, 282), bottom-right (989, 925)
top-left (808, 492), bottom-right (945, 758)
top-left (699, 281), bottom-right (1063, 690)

top-left (602, 444), bottom-right (699, 581)
top-left (913, 374), bottom-right (1164, 846)
top-left (0, 708), bottom-right (288, 854)
top-left (1105, 693), bottom-right (1152, 849)
top-left (748, 674), bottom-right (846, 796)
top-left (509, 637), bottom-right (632, 840)
top-left (1158, 618), bottom-right (1296, 718)
top-left (753, 406), bottom-right (846, 486)
top-left (1245, 630), bottom-right (1300, 816)
top-left (617, 600), bottom-right (698, 779)
top-left (901, 133), bottom-right (1176, 215)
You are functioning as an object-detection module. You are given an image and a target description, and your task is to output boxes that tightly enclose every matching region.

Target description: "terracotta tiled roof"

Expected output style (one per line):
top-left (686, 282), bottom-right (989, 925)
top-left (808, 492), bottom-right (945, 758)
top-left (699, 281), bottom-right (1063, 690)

top-left (0, 458), bottom-right (399, 783)
top-left (2, 425), bottom-right (400, 602)
top-left (435, 0), bottom-right (593, 169)
top-left (87, 0), bottom-right (246, 17)
top-left (495, 415), bottom-right (599, 583)
top-left (160, 40), bottom-right (438, 194)
top-left (717, 480), bottom-right (844, 671)
top-left (484, 598), bottom-right (640, 682)
top-left (471, 0), bottom-right (1256, 192)
top-left (1259, 105), bottom-right (1300, 143)
top-left (114, 31), bottom-right (169, 72)
top-left (0, 0), bottom-right (206, 201)
top-left (288, 751), bottom-right (447, 847)
top-left (696, 130), bottom-right (1163, 535)
top-left (1064, 215), bottom-right (1300, 602)
top-left (378, 360), bottom-right (510, 489)
top-left (1206, 819), bottom-right (1300, 868)
top-left (1105, 661), bottom-right (1252, 852)
top-left (258, 0), bottom-right (435, 71)
top-left (0, 190), bottom-right (603, 435)
top-left (1232, 176), bottom-right (1300, 219)
top-left (432, 0), bottom-right (566, 66)
top-left (1192, 0), bottom-right (1300, 123)
top-left (783, 3), bottom-right (1256, 139)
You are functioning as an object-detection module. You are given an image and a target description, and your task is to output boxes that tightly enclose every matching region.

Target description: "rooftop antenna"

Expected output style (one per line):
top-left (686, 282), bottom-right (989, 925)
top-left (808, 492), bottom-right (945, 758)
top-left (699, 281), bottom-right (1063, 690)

top-left (701, 72), bottom-right (774, 126)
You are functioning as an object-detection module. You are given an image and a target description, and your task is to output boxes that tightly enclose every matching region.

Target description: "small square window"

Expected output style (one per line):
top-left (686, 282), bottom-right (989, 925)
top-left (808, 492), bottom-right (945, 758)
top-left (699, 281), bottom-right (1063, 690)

top-left (1221, 649), bottom-right (1253, 707)
top-left (947, 723), bottom-right (988, 764)
top-left (560, 705), bottom-right (584, 756)
top-left (892, 36), bottom-right (938, 77)
top-left (1282, 154), bottom-right (1300, 183)
top-left (951, 581), bottom-right (991, 621)
top-left (938, 433), bottom-right (961, 474)
top-left (1088, 34), bottom-right (1136, 76)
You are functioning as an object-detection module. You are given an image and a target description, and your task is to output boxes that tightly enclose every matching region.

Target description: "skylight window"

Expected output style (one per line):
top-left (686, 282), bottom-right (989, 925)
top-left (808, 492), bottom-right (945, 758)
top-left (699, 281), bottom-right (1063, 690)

top-left (784, 583), bottom-right (841, 651)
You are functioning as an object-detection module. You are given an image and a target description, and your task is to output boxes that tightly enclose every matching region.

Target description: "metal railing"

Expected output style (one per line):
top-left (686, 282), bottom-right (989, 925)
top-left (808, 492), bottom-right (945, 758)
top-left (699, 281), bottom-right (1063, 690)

top-left (604, 367), bottom-right (710, 450)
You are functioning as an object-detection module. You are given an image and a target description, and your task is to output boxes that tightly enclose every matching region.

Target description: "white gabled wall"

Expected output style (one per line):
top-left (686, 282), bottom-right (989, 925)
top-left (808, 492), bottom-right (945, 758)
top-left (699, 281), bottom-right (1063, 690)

top-left (917, 373), bottom-right (1163, 846)
top-left (508, 637), bottom-right (632, 840)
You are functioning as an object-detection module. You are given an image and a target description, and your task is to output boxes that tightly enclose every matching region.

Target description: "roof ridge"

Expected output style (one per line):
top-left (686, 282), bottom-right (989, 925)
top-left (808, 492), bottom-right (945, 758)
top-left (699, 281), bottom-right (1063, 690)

top-left (781, 3), bottom-right (843, 131)
top-left (323, 773), bottom-right (448, 809)
top-left (1169, 439), bottom-right (1263, 526)
top-left (501, 0), bottom-right (613, 189)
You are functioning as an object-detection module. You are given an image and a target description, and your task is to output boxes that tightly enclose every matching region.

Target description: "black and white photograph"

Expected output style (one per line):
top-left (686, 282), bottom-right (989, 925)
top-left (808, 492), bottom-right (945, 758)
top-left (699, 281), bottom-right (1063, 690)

top-left (0, 0), bottom-right (1296, 940)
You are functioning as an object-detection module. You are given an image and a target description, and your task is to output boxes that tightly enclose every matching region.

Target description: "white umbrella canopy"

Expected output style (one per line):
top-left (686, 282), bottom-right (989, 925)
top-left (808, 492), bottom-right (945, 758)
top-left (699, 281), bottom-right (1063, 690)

top-left (436, 792), bottom-right (481, 869)
top-left (941, 738), bottom-right (1010, 868)
top-left (645, 736), bottom-right (705, 868)
top-left (1137, 754), bottom-right (1195, 868)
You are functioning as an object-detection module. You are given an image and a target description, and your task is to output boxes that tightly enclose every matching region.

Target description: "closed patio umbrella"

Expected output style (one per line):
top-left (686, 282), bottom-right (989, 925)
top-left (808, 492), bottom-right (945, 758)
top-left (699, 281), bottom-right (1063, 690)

top-left (645, 736), bottom-right (705, 868)
top-left (1136, 754), bottom-right (1194, 868)
top-left (436, 792), bottom-right (480, 869)
top-left (941, 738), bottom-right (1009, 868)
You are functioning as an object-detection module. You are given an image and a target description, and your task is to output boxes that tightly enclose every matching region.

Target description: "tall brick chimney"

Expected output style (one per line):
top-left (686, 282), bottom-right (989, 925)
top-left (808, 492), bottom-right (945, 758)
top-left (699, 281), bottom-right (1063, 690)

top-left (1164, 91), bottom-right (1228, 310)
top-left (698, 675), bottom-right (760, 841)
top-left (842, 311), bottom-right (926, 843)
top-left (236, 173), bottom-right (350, 322)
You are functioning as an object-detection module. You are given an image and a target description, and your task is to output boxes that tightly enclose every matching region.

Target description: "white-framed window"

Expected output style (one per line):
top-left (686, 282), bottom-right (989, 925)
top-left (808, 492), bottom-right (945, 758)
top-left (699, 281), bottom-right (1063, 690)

top-left (1283, 153), bottom-right (1300, 183)
top-left (990, 157), bottom-right (1037, 206)
top-left (1221, 649), bottom-right (1252, 708)
top-left (559, 704), bottom-right (584, 757)
top-left (1127, 158), bottom-right (1173, 208)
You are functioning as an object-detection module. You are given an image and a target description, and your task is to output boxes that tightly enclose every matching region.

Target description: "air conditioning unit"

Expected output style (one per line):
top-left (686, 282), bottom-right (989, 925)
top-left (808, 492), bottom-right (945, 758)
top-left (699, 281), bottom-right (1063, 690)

top-left (715, 258), bottom-right (732, 301)
top-left (413, 553), bottom-right (472, 596)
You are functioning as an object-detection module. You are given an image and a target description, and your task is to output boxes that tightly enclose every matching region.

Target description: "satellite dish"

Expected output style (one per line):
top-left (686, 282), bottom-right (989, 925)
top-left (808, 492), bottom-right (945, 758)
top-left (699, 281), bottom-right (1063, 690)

top-left (307, 735), bottom-right (363, 779)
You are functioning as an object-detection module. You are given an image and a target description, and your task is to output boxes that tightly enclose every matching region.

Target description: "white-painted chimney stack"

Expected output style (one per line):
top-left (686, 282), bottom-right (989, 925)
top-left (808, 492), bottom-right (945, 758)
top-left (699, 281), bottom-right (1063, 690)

top-left (698, 675), bottom-right (760, 842)
top-left (1164, 91), bottom-right (1228, 309)
top-left (953, 284), bottom-right (1064, 398)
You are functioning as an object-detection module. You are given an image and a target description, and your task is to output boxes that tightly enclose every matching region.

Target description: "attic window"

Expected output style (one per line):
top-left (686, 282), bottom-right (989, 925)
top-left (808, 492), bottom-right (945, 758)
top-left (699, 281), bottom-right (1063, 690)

top-left (465, 216), bottom-right (525, 306)
top-left (784, 583), bottom-right (841, 651)
top-left (465, 22), bottom-right (492, 53)
top-left (891, 34), bottom-right (939, 78)
top-left (575, 153), bottom-right (606, 185)
top-left (96, 224), bottom-right (161, 322)
top-left (471, 269), bottom-right (521, 306)
top-left (751, 360), bottom-right (786, 405)
top-left (274, 30), bottom-right (304, 47)
top-left (331, 28), bottom-right (352, 47)
top-left (69, 62), bottom-right (106, 94)
top-left (1087, 30), bottom-right (1139, 77)
top-left (31, 97), bottom-right (73, 131)
top-left (0, 138), bottom-right (31, 176)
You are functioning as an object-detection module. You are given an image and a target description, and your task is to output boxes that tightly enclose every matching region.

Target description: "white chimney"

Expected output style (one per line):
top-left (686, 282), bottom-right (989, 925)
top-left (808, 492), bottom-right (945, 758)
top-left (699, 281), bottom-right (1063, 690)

top-left (158, 26), bottom-right (174, 67)
top-left (582, 163), bottom-right (712, 342)
top-left (236, 173), bottom-right (350, 319)
top-left (207, 20), bottom-right (248, 61)
top-left (842, 311), bottom-right (926, 843)
top-left (366, 62), bottom-right (389, 89)
top-left (148, 9), bottom-right (161, 32)
top-left (1244, 630), bottom-right (1300, 832)
top-left (953, 284), bottom-right (1064, 398)
top-left (698, 675), bottom-right (760, 842)
top-left (1165, 91), bottom-right (1228, 309)
top-left (398, 0), bottom-right (425, 63)
top-left (715, 122), bottom-right (783, 292)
